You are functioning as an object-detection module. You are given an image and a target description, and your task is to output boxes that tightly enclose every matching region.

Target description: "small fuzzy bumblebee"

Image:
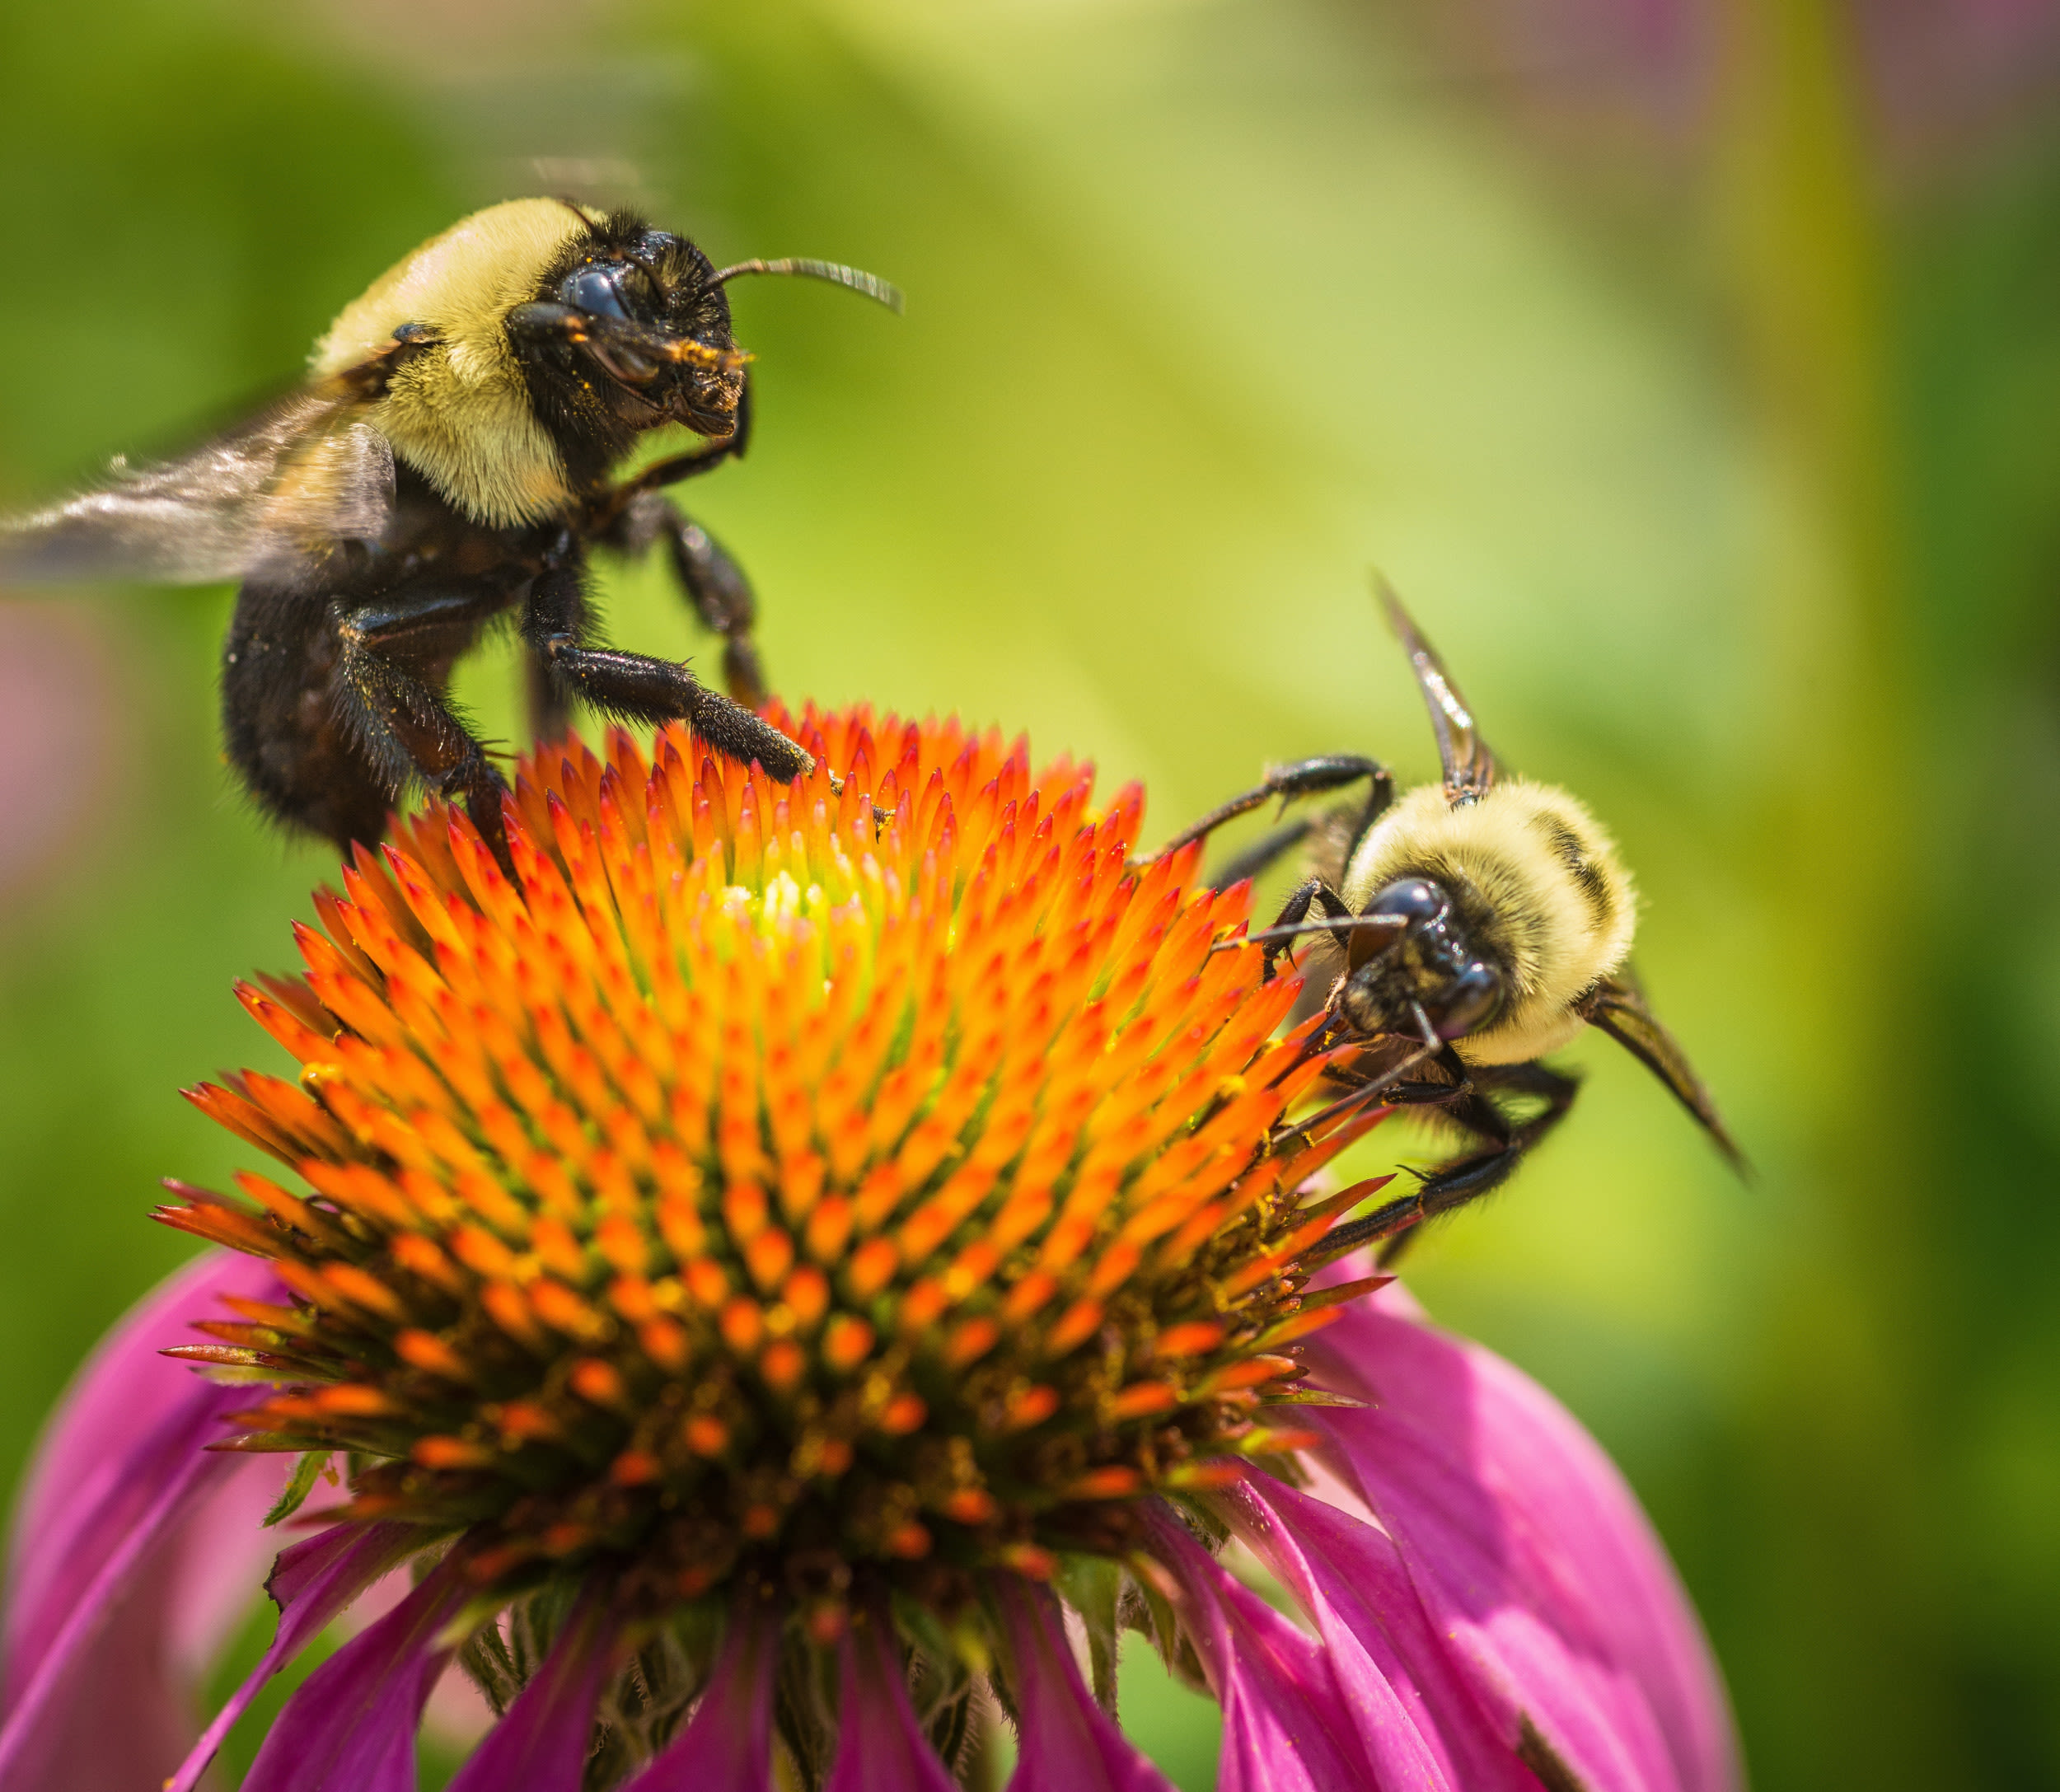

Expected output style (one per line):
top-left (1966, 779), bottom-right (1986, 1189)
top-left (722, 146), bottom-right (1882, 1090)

top-left (0, 199), bottom-right (899, 859)
top-left (1161, 586), bottom-right (1742, 1258)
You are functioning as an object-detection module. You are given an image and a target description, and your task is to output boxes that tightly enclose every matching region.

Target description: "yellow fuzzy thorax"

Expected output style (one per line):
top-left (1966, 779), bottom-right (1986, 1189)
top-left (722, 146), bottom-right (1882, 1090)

top-left (1342, 779), bottom-right (1636, 1064)
top-left (312, 199), bottom-right (598, 529)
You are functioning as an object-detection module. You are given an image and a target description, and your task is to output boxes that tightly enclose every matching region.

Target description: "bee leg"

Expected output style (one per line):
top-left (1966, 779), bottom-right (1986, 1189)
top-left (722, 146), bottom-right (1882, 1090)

top-left (598, 378), bottom-right (765, 706)
top-left (1148, 756), bottom-right (1393, 877)
top-left (522, 565), bottom-right (811, 783)
top-left (330, 597), bottom-right (512, 864)
top-left (1339, 1062), bottom-right (1581, 1266)
top-left (1248, 877), bottom-right (1364, 978)
top-left (605, 491), bottom-right (767, 710)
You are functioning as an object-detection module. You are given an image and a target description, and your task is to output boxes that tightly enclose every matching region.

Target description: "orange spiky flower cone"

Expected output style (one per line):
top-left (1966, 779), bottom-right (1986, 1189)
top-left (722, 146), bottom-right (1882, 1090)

top-left (0, 707), bottom-right (1738, 1792)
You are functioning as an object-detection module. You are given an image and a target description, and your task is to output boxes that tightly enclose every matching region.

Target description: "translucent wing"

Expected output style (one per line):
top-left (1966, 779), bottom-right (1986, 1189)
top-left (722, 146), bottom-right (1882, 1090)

top-left (1379, 580), bottom-right (1496, 805)
top-left (0, 363), bottom-right (398, 587)
top-left (1578, 972), bottom-right (1747, 1173)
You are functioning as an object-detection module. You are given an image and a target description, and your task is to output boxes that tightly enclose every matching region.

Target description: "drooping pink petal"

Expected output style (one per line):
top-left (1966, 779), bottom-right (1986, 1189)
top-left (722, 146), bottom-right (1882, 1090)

top-left (1224, 1472), bottom-right (1537, 1792)
top-left (1304, 1288), bottom-right (1739, 1792)
top-left (162, 1444), bottom-right (297, 1677)
top-left (238, 1548), bottom-right (472, 1792)
top-left (1143, 1504), bottom-right (1374, 1792)
top-left (823, 1614), bottom-right (958, 1792)
top-left (997, 1580), bottom-right (1173, 1792)
top-left (0, 1449), bottom-right (293, 1792)
top-left (0, 1251), bottom-right (285, 1792)
top-left (444, 1585), bottom-right (616, 1792)
top-left (621, 1599), bottom-right (780, 1792)
top-left (167, 1521), bottom-right (427, 1792)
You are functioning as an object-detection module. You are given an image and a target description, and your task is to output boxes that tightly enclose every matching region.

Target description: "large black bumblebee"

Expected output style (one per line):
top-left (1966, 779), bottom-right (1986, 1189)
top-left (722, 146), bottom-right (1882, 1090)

top-left (1159, 587), bottom-right (1743, 1260)
top-left (0, 199), bottom-right (899, 859)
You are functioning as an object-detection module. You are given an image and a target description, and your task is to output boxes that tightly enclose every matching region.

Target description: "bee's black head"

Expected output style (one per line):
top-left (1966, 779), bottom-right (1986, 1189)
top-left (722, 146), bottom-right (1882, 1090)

top-left (503, 208), bottom-right (897, 494)
top-left (551, 231), bottom-right (742, 432)
top-left (1337, 877), bottom-right (1506, 1042)
top-left (509, 217), bottom-right (746, 473)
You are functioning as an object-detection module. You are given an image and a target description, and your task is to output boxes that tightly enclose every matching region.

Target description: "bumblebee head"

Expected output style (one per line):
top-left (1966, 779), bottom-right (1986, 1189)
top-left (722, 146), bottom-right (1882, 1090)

top-left (510, 227), bottom-right (747, 440)
top-left (1336, 876), bottom-right (1506, 1043)
top-left (509, 216), bottom-right (901, 450)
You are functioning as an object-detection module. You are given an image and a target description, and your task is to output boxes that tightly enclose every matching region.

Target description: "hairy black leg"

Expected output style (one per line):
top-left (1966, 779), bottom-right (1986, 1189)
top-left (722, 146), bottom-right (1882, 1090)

top-left (522, 565), bottom-right (812, 783)
top-left (1322, 1060), bottom-right (1583, 1265)
top-left (223, 578), bottom-right (393, 849)
top-left (1149, 755), bottom-right (1393, 869)
top-left (606, 491), bottom-right (767, 709)
top-left (330, 591), bottom-right (513, 862)
top-left (1252, 877), bottom-right (1364, 978)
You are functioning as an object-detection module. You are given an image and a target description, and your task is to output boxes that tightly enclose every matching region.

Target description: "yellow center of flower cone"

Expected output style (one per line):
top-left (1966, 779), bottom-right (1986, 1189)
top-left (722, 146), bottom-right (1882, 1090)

top-left (164, 707), bottom-right (1383, 1617)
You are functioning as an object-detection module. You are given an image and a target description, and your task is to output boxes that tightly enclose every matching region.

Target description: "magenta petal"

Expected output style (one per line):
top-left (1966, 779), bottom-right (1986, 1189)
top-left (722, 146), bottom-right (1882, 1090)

top-left (1144, 1505), bottom-right (1373, 1792)
top-left (0, 1453), bottom-right (291, 1792)
top-left (621, 1602), bottom-right (780, 1792)
top-left (1225, 1473), bottom-right (1535, 1792)
top-left (998, 1581), bottom-right (1173, 1792)
top-left (240, 1550), bottom-right (471, 1792)
top-left (0, 1251), bottom-right (286, 1792)
top-left (167, 1521), bottom-right (426, 1792)
top-left (445, 1588), bottom-right (616, 1792)
top-left (162, 1445), bottom-right (296, 1677)
top-left (1306, 1291), bottom-right (1739, 1792)
top-left (823, 1617), bottom-right (957, 1792)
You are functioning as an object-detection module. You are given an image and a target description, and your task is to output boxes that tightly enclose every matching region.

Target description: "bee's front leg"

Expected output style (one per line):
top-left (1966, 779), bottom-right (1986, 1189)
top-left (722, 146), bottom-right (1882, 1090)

top-left (1145, 756), bottom-right (1394, 877)
top-left (597, 378), bottom-right (765, 708)
top-left (609, 492), bottom-right (766, 710)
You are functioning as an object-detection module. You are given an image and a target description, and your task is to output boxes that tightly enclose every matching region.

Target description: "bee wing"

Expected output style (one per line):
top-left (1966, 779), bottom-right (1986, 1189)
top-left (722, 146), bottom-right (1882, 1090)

top-left (1578, 972), bottom-right (1747, 1174)
top-left (1378, 580), bottom-right (1497, 804)
top-left (0, 365), bottom-right (396, 586)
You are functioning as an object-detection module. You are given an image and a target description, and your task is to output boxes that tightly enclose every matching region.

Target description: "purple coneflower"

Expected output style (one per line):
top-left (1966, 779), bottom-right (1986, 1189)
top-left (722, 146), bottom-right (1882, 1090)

top-left (0, 707), bottom-right (1739, 1791)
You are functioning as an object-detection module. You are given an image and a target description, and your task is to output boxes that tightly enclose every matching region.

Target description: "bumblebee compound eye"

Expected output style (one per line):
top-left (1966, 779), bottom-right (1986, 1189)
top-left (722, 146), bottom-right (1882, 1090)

top-left (561, 263), bottom-right (637, 322)
top-left (1430, 962), bottom-right (1504, 1040)
top-left (1366, 877), bottom-right (1446, 926)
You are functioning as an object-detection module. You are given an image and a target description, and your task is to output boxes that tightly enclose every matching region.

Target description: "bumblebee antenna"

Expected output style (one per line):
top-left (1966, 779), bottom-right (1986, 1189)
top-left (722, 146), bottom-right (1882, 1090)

top-left (711, 258), bottom-right (904, 315)
top-left (549, 194), bottom-right (605, 238)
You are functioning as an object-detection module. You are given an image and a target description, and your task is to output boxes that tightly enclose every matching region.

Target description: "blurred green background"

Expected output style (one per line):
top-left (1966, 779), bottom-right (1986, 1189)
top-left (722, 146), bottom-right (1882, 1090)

top-left (2, 0), bottom-right (2057, 1785)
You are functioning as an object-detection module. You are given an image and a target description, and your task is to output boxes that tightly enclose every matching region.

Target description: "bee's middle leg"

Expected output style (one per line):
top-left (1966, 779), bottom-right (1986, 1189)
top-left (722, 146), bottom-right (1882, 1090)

top-left (520, 565), bottom-right (810, 784)
top-left (603, 486), bottom-right (765, 710)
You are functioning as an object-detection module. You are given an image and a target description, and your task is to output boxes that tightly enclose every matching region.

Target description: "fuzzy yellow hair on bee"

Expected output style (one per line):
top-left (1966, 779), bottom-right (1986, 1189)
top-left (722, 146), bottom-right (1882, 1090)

top-left (1343, 779), bottom-right (1636, 1065)
top-left (313, 199), bottom-right (601, 527)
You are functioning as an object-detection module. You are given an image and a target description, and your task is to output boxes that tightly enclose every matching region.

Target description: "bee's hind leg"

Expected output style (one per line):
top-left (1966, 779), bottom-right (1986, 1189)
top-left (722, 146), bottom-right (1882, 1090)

top-left (329, 592), bottom-right (513, 866)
